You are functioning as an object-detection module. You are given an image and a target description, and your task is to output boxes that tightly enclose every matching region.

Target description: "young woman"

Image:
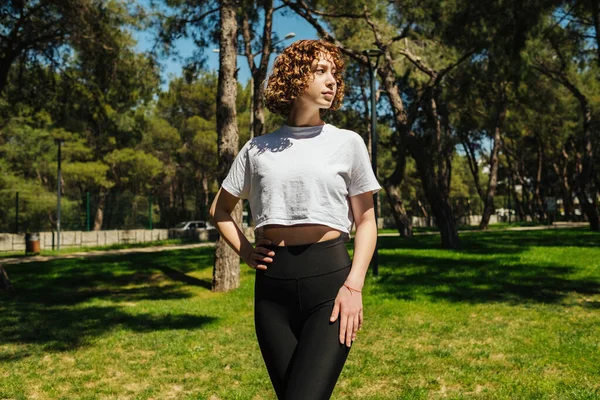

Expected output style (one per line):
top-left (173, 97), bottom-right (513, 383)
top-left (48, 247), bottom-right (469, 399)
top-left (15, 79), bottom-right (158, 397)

top-left (209, 39), bottom-right (381, 400)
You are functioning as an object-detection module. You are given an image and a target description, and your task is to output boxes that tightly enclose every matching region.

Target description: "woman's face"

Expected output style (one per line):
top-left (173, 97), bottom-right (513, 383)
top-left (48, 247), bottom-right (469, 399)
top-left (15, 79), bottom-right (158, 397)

top-left (293, 53), bottom-right (337, 111)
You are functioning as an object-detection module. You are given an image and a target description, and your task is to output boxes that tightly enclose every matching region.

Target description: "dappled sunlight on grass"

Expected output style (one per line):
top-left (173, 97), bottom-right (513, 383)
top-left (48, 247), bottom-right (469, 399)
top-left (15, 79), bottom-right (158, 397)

top-left (1, 246), bottom-right (219, 355)
top-left (370, 230), bottom-right (600, 305)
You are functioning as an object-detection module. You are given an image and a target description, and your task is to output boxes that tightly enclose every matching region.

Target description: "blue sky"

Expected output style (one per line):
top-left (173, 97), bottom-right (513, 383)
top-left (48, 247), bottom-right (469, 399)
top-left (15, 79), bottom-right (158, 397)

top-left (135, 8), bottom-right (319, 88)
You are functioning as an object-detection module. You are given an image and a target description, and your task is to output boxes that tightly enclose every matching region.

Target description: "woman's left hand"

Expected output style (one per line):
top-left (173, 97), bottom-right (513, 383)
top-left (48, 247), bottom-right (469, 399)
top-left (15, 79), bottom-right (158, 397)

top-left (330, 284), bottom-right (363, 347)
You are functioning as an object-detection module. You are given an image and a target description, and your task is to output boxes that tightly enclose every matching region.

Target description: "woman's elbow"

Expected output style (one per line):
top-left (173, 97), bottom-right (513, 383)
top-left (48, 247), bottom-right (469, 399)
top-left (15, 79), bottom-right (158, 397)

top-left (354, 209), bottom-right (377, 229)
top-left (209, 195), bottom-right (219, 224)
top-left (210, 206), bottom-right (225, 226)
top-left (209, 188), bottom-right (238, 224)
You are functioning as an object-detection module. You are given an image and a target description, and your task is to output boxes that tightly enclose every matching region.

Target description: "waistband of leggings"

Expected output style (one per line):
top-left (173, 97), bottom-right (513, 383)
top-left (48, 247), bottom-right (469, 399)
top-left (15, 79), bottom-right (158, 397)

top-left (264, 235), bottom-right (345, 252)
top-left (260, 236), bottom-right (351, 279)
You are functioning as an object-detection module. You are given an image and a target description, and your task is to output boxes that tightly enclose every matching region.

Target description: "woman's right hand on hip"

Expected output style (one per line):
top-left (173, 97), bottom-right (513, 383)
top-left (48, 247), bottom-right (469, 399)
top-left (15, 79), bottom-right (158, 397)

top-left (245, 239), bottom-right (275, 270)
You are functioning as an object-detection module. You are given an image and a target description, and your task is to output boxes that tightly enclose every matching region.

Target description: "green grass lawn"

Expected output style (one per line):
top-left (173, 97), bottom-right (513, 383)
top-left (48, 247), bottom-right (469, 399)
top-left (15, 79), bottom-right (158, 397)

top-left (1, 228), bottom-right (599, 399)
top-left (378, 221), bottom-right (564, 235)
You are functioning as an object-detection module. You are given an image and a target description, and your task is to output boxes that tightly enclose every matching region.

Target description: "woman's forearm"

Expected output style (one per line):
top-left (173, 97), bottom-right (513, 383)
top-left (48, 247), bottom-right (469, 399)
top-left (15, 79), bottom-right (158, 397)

top-left (211, 209), bottom-right (255, 262)
top-left (344, 218), bottom-right (377, 290)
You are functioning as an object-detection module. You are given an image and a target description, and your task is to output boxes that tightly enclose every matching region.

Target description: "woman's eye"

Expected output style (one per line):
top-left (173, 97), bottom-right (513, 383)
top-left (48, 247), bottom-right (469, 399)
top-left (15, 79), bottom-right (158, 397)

top-left (316, 69), bottom-right (324, 74)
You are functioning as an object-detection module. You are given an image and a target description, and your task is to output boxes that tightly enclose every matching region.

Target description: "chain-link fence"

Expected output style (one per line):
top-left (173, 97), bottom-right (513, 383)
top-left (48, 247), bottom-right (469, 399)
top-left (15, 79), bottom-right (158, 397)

top-left (0, 189), bottom-right (251, 234)
top-left (1, 191), bottom-right (165, 233)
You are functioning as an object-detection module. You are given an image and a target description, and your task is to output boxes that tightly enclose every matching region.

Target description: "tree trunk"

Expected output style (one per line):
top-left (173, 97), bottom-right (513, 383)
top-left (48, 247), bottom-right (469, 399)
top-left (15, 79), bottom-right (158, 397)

top-left (479, 99), bottom-right (507, 229)
top-left (421, 163), bottom-right (460, 248)
top-left (559, 183), bottom-right (574, 220)
top-left (384, 184), bottom-right (412, 237)
top-left (252, 79), bottom-right (266, 137)
top-left (383, 145), bottom-right (412, 237)
top-left (213, 0), bottom-right (242, 292)
top-left (462, 137), bottom-right (485, 200)
top-left (505, 153), bottom-right (526, 222)
top-left (552, 148), bottom-right (574, 220)
top-left (416, 199), bottom-right (430, 225)
top-left (241, 0), bottom-right (273, 138)
top-left (195, 175), bottom-right (203, 220)
top-left (512, 156), bottom-right (533, 221)
top-left (562, 78), bottom-right (600, 230)
top-left (93, 187), bottom-right (108, 231)
top-left (0, 266), bottom-right (13, 293)
top-left (381, 65), bottom-right (460, 249)
top-left (578, 191), bottom-right (600, 229)
top-left (532, 134), bottom-right (547, 222)
top-left (523, 185), bottom-right (535, 221)
top-left (511, 185), bottom-right (525, 222)
top-left (576, 100), bottom-right (599, 230)
top-left (417, 146), bottom-right (458, 247)
top-left (200, 173), bottom-right (210, 220)
top-left (575, 144), bottom-right (600, 229)
top-left (536, 64), bottom-right (599, 230)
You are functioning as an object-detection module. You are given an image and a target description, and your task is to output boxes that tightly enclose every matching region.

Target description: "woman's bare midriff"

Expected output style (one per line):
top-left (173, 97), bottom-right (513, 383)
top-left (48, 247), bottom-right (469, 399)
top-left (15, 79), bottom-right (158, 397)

top-left (259, 224), bottom-right (341, 246)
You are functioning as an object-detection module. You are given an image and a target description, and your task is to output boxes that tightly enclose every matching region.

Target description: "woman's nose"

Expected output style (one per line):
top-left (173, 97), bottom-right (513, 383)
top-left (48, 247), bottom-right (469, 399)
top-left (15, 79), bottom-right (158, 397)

top-left (326, 74), bottom-right (336, 87)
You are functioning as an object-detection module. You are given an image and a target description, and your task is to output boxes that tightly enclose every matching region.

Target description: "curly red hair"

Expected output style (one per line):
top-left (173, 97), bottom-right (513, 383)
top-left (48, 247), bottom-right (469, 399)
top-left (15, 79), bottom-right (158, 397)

top-left (264, 39), bottom-right (346, 117)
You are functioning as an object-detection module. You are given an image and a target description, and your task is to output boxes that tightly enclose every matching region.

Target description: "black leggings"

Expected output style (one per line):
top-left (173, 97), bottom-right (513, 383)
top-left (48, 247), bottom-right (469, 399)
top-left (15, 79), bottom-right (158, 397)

top-left (254, 236), bottom-right (352, 400)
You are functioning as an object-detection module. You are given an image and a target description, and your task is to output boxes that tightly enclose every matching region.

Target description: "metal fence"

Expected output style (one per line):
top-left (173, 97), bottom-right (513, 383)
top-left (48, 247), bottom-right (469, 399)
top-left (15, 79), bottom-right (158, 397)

top-left (2, 191), bottom-right (162, 234)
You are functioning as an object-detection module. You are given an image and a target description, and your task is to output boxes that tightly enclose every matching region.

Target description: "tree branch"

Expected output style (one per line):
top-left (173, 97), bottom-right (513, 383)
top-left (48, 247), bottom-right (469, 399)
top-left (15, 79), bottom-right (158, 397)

top-left (436, 49), bottom-right (476, 84)
top-left (241, 12), bottom-right (255, 73)
top-left (398, 38), bottom-right (436, 77)
top-left (306, 8), bottom-right (363, 19)
top-left (180, 7), bottom-right (219, 25)
top-left (363, 6), bottom-right (386, 50)
top-left (532, 64), bottom-right (587, 106)
top-left (258, 0), bottom-right (274, 75)
top-left (389, 21), bottom-right (413, 44)
top-left (281, 0), bottom-right (367, 64)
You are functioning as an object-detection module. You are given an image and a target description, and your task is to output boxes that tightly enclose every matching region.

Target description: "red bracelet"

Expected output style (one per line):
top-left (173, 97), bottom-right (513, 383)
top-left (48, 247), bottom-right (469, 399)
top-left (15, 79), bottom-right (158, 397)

top-left (343, 283), bottom-right (362, 293)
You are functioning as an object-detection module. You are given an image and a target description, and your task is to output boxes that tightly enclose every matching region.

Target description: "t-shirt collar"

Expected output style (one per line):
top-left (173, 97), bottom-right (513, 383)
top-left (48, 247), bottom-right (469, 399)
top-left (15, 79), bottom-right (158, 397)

top-left (282, 123), bottom-right (327, 138)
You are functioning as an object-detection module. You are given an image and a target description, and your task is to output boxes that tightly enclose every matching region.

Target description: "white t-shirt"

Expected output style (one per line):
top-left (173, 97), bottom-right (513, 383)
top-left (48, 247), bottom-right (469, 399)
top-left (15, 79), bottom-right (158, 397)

top-left (221, 123), bottom-right (382, 241)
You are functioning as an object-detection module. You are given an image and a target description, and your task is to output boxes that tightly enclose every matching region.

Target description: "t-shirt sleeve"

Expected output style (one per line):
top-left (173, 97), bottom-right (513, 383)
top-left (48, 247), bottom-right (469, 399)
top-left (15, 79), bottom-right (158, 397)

top-left (348, 134), bottom-right (382, 197)
top-left (222, 140), bottom-right (252, 199)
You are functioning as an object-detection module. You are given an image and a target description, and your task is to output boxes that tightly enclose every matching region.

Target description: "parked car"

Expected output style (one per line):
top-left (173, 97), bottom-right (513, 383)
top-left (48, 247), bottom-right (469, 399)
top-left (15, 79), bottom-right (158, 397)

top-left (169, 220), bottom-right (218, 241)
top-left (171, 220), bottom-right (215, 231)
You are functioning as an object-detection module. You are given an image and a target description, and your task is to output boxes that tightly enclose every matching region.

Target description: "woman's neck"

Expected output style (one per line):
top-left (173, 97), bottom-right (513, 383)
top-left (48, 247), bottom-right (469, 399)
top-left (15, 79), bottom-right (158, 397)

top-left (286, 106), bottom-right (324, 127)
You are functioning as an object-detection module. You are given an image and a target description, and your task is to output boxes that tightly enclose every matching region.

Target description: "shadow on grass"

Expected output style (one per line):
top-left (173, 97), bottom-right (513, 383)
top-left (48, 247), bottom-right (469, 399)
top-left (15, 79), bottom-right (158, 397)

top-left (1, 305), bottom-right (217, 354)
top-left (369, 231), bottom-right (600, 305)
top-left (0, 348), bottom-right (32, 363)
top-left (0, 246), bottom-right (217, 353)
top-left (390, 228), bottom-right (599, 252)
top-left (158, 266), bottom-right (212, 290)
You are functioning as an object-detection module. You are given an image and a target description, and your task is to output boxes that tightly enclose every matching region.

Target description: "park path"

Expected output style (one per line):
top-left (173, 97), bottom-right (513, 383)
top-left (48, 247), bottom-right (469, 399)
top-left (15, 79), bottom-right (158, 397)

top-left (0, 222), bottom-right (589, 266)
top-left (0, 242), bottom-right (215, 266)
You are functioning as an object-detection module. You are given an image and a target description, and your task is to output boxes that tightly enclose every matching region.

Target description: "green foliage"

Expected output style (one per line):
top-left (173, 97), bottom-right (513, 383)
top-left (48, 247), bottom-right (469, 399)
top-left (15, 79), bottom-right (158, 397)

top-left (141, 117), bottom-right (181, 157)
top-left (104, 148), bottom-right (163, 192)
top-left (156, 73), bottom-right (219, 129)
top-left (1, 0), bottom-right (598, 232)
top-left (62, 162), bottom-right (113, 190)
top-left (0, 170), bottom-right (78, 232)
top-left (0, 123), bottom-right (54, 182)
top-left (183, 116), bottom-right (218, 173)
